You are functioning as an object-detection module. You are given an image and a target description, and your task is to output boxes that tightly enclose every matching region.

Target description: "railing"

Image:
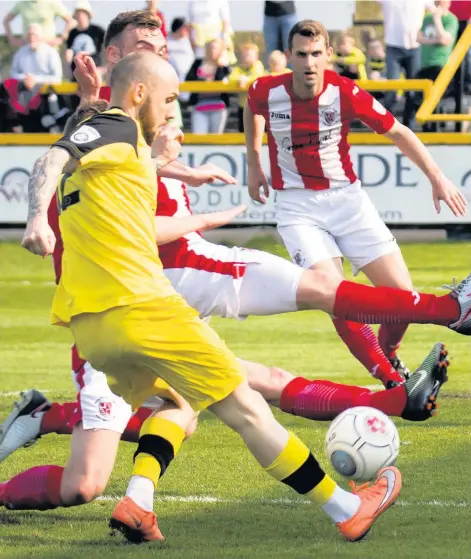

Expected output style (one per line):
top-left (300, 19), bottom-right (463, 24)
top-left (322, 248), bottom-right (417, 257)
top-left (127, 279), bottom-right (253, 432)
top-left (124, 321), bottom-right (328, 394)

top-left (416, 24), bottom-right (471, 124)
top-left (36, 79), bottom-right (434, 96)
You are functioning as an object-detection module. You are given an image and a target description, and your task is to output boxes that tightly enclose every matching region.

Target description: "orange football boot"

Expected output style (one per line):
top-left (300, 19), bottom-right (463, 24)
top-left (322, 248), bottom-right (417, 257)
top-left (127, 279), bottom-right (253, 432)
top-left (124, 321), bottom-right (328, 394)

top-left (337, 466), bottom-right (402, 542)
top-left (109, 496), bottom-right (164, 544)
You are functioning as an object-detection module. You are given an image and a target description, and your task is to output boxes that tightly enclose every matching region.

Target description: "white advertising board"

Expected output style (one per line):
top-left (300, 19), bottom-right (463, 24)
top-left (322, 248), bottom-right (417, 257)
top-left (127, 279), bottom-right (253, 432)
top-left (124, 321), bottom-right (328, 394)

top-left (1, 144), bottom-right (471, 225)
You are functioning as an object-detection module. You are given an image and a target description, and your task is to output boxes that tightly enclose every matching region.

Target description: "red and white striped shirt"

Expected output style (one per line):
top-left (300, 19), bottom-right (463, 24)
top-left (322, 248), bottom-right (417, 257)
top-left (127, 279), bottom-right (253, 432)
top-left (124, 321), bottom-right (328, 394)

top-left (247, 70), bottom-right (395, 191)
top-left (157, 178), bottom-right (247, 279)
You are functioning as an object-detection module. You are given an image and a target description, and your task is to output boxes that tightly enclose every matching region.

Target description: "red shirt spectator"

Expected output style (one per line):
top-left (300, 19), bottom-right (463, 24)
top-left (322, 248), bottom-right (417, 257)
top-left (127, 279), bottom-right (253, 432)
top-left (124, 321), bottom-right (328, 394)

top-left (450, 0), bottom-right (471, 21)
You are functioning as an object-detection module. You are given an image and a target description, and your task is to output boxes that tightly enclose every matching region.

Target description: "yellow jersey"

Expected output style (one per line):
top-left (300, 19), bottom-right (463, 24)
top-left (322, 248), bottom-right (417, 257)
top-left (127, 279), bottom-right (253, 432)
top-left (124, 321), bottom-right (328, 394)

top-left (229, 61), bottom-right (266, 107)
top-left (52, 107), bottom-right (176, 326)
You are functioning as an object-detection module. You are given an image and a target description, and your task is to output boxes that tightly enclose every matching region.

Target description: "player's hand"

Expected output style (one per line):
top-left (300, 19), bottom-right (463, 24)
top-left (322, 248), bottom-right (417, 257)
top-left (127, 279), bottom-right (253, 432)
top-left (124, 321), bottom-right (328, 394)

top-left (74, 52), bottom-right (102, 103)
top-left (186, 163), bottom-right (237, 187)
top-left (152, 125), bottom-right (184, 169)
top-left (431, 174), bottom-right (468, 217)
top-left (202, 205), bottom-right (247, 230)
top-left (247, 162), bottom-right (269, 204)
top-left (22, 216), bottom-right (56, 258)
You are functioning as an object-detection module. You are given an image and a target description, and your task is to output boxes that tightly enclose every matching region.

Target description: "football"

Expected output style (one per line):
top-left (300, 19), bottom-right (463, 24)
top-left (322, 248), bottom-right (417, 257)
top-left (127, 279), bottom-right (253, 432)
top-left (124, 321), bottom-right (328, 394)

top-left (325, 407), bottom-right (400, 481)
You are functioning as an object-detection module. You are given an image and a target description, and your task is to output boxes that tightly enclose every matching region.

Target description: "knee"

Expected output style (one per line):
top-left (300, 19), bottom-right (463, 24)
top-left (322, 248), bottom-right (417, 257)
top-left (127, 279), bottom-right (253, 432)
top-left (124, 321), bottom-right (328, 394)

top-left (64, 477), bottom-right (104, 506)
top-left (184, 414), bottom-right (199, 439)
top-left (218, 384), bottom-right (273, 434)
top-left (297, 269), bottom-right (341, 311)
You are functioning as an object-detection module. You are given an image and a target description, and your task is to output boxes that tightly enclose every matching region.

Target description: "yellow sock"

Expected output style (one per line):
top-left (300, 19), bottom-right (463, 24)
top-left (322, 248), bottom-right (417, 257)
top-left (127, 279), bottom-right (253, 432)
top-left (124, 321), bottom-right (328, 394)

top-left (264, 432), bottom-right (337, 504)
top-left (132, 416), bottom-right (185, 488)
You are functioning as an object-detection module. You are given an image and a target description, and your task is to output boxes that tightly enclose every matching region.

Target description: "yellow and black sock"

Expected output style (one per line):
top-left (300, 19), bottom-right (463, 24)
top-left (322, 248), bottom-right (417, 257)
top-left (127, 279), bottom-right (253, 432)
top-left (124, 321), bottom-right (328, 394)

top-left (133, 416), bottom-right (185, 488)
top-left (264, 432), bottom-right (337, 505)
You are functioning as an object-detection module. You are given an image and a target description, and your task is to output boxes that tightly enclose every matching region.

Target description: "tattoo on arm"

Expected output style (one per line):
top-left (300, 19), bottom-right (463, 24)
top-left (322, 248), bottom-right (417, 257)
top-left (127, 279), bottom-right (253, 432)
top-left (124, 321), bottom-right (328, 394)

top-left (27, 147), bottom-right (71, 220)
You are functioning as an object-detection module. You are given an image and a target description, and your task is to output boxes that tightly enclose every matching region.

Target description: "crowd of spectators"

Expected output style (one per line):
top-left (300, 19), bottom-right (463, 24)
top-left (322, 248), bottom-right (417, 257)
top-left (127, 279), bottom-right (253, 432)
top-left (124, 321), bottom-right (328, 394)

top-left (0, 0), bottom-right (470, 134)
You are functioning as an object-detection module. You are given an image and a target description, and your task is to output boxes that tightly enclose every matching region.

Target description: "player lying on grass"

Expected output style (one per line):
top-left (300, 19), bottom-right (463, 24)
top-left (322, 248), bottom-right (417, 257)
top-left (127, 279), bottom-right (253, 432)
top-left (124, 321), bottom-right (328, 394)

top-left (2, 51), bottom-right (404, 545)
top-left (66, 8), bottom-right (443, 390)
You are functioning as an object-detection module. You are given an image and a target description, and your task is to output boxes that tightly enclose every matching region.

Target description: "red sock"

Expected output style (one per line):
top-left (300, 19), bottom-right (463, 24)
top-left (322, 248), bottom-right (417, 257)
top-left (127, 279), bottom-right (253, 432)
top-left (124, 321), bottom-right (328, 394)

top-left (280, 378), bottom-right (406, 420)
top-left (40, 403), bottom-right (76, 435)
top-left (332, 318), bottom-right (403, 386)
top-left (121, 407), bottom-right (153, 443)
top-left (334, 281), bottom-right (459, 325)
top-left (1, 465), bottom-right (63, 510)
top-left (378, 324), bottom-right (408, 359)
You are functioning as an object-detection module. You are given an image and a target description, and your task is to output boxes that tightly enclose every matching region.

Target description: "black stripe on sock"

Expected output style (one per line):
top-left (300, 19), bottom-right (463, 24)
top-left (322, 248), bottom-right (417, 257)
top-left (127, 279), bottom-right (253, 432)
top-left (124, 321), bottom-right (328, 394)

top-left (133, 434), bottom-right (175, 478)
top-left (280, 453), bottom-right (326, 495)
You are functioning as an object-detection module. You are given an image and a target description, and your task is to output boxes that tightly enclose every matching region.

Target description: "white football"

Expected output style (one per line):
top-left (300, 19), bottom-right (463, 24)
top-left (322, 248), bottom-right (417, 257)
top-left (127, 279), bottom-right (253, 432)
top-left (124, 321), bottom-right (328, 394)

top-left (325, 406), bottom-right (400, 481)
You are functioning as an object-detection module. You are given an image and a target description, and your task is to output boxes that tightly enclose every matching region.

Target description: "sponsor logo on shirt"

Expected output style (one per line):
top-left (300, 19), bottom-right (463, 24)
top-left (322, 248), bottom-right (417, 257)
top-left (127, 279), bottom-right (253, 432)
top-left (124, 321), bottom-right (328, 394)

top-left (270, 112), bottom-right (291, 120)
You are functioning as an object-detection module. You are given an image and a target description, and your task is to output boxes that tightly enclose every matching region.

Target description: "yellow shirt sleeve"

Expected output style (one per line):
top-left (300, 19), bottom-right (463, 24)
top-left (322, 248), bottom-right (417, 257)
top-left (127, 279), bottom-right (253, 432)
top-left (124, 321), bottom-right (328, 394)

top-left (54, 112), bottom-right (138, 171)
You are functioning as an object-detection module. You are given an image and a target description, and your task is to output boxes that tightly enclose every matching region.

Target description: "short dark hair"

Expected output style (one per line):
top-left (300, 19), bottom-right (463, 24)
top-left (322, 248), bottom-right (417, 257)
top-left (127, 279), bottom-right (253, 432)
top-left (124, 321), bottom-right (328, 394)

top-left (64, 100), bottom-right (109, 135)
top-left (171, 17), bottom-right (186, 33)
top-left (288, 20), bottom-right (330, 50)
top-left (104, 10), bottom-right (162, 48)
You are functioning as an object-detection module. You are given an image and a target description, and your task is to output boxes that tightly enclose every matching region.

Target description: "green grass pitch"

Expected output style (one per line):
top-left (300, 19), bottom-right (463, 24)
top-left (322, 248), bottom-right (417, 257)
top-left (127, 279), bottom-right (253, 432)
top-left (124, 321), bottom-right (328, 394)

top-left (0, 239), bottom-right (470, 559)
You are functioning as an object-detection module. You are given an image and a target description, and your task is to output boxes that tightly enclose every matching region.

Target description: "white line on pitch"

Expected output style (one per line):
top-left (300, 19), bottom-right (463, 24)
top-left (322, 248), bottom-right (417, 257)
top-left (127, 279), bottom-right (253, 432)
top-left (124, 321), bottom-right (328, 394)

top-left (95, 495), bottom-right (469, 508)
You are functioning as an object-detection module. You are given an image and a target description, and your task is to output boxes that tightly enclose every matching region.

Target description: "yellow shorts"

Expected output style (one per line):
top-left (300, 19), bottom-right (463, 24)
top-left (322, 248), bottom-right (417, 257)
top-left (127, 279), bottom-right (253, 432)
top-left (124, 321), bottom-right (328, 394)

top-left (70, 296), bottom-right (245, 411)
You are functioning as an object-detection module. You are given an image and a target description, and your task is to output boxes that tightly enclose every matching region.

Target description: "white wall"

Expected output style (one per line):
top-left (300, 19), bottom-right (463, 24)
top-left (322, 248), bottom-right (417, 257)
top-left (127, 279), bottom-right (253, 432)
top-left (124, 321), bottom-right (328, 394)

top-left (0, 1), bottom-right (355, 34)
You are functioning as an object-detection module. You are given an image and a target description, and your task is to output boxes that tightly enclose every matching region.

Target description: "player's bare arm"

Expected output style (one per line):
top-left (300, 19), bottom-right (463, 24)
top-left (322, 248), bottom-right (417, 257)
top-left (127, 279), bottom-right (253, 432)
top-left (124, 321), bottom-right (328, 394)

top-left (244, 102), bottom-right (269, 204)
top-left (159, 161), bottom-right (238, 187)
top-left (22, 147), bottom-right (72, 258)
top-left (385, 121), bottom-right (467, 217)
top-left (155, 205), bottom-right (247, 246)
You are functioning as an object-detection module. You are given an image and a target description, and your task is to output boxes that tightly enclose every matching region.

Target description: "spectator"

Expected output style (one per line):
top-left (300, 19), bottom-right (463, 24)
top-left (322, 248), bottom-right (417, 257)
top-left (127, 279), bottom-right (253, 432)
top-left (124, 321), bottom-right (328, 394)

top-left (418, 1), bottom-right (458, 81)
top-left (11, 23), bottom-right (63, 86)
top-left (187, 0), bottom-right (231, 58)
top-left (229, 42), bottom-right (265, 131)
top-left (333, 31), bottom-right (367, 80)
top-left (366, 39), bottom-right (387, 81)
top-left (3, 0), bottom-right (75, 48)
top-left (168, 17), bottom-right (195, 83)
top-left (413, 1), bottom-right (459, 130)
top-left (450, 0), bottom-right (471, 121)
top-left (65, 1), bottom-right (105, 80)
top-left (376, 0), bottom-right (434, 127)
top-left (263, 1), bottom-right (297, 55)
top-left (144, 0), bottom-right (167, 38)
top-left (7, 23), bottom-right (64, 133)
top-left (268, 49), bottom-right (291, 75)
top-left (186, 38), bottom-right (231, 134)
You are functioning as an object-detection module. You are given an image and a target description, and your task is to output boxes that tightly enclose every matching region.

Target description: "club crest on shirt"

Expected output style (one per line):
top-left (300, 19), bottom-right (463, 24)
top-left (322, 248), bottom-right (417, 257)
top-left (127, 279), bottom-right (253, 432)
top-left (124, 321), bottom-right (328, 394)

top-left (322, 107), bottom-right (339, 126)
top-left (70, 125), bottom-right (101, 145)
top-left (293, 249), bottom-right (305, 267)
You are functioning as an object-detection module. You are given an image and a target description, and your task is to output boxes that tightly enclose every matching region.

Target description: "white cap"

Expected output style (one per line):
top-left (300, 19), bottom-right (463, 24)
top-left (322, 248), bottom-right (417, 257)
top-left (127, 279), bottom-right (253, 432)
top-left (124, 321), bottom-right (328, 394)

top-left (74, 0), bottom-right (93, 19)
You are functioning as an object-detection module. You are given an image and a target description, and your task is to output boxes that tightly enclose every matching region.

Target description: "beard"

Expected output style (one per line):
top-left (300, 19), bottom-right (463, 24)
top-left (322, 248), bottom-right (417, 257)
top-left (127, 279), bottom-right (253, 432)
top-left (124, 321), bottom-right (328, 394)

top-left (139, 96), bottom-right (157, 146)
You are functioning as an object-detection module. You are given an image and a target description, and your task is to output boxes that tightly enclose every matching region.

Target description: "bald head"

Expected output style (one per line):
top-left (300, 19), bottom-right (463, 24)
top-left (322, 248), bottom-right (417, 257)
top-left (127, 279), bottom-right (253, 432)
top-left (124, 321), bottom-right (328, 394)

top-left (110, 50), bottom-right (176, 93)
top-left (109, 51), bottom-right (180, 144)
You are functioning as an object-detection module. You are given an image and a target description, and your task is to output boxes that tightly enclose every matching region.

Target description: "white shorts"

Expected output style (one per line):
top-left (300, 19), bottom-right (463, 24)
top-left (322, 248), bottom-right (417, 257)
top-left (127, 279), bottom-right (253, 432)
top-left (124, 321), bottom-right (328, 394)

top-left (275, 182), bottom-right (399, 276)
top-left (163, 245), bottom-right (302, 320)
top-left (69, 361), bottom-right (133, 433)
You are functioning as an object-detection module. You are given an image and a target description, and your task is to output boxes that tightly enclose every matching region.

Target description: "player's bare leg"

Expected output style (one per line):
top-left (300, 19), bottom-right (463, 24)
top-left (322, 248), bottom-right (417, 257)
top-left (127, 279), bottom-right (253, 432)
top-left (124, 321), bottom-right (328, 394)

top-left (0, 423), bottom-right (121, 511)
top-left (208, 379), bottom-right (401, 541)
top-left (60, 424), bottom-right (121, 505)
top-left (361, 251), bottom-right (414, 378)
